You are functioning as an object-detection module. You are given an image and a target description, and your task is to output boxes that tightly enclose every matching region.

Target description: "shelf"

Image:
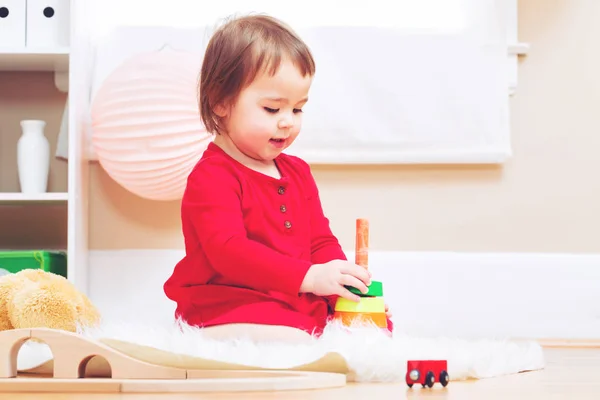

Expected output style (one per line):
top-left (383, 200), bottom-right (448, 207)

top-left (0, 192), bottom-right (68, 205)
top-left (0, 47), bottom-right (69, 72)
top-left (508, 42), bottom-right (530, 56)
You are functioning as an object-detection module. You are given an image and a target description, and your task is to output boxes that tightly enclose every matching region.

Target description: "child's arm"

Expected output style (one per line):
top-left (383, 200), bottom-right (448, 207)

top-left (310, 195), bottom-right (348, 264)
top-left (182, 160), bottom-right (312, 296)
top-left (298, 160), bottom-right (351, 310)
top-left (300, 161), bottom-right (347, 265)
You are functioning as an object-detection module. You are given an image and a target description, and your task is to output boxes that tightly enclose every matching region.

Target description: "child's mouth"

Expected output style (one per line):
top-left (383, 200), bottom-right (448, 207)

top-left (269, 138), bottom-right (286, 148)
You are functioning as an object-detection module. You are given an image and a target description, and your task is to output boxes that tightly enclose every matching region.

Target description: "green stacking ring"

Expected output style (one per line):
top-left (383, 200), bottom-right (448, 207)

top-left (345, 280), bottom-right (383, 297)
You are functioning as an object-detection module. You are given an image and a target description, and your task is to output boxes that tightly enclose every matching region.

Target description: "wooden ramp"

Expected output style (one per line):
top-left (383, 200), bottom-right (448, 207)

top-left (0, 328), bottom-right (347, 393)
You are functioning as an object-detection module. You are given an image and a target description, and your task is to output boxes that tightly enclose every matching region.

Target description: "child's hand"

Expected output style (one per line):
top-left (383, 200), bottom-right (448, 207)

top-left (385, 303), bottom-right (392, 319)
top-left (300, 260), bottom-right (371, 302)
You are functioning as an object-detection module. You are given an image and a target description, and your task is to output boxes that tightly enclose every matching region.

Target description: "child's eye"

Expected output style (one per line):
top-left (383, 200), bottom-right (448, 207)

top-left (264, 107), bottom-right (279, 113)
top-left (293, 108), bottom-right (303, 113)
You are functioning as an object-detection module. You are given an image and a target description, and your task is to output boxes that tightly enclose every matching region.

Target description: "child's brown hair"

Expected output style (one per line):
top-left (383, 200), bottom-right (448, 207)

top-left (198, 14), bottom-right (316, 135)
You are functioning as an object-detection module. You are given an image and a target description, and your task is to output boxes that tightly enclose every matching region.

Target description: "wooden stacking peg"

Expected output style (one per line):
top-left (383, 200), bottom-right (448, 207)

top-left (355, 218), bottom-right (369, 269)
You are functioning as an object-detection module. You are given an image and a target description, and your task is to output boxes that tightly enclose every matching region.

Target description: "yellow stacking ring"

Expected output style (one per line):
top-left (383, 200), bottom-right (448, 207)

top-left (335, 297), bottom-right (385, 313)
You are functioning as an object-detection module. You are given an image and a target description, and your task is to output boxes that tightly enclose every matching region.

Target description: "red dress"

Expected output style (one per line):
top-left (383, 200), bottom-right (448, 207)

top-left (163, 142), bottom-right (392, 335)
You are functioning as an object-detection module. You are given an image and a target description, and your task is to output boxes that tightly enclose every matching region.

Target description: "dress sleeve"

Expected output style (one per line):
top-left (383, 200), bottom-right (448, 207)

top-left (297, 159), bottom-right (349, 312)
top-left (302, 163), bottom-right (348, 265)
top-left (182, 160), bottom-right (312, 295)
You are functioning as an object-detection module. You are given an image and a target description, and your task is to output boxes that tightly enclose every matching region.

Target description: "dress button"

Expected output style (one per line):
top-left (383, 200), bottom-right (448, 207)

top-left (280, 205), bottom-right (287, 213)
top-left (284, 221), bottom-right (292, 229)
top-left (278, 186), bottom-right (285, 195)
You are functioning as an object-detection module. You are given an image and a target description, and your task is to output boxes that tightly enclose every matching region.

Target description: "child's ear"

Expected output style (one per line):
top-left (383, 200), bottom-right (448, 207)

top-left (214, 103), bottom-right (229, 118)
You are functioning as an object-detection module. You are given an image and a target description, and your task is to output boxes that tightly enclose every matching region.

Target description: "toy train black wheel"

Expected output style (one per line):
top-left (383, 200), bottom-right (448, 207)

top-left (405, 372), bottom-right (414, 388)
top-left (423, 371), bottom-right (435, 388)
top-left (439, 370), bottom-right (449, 387)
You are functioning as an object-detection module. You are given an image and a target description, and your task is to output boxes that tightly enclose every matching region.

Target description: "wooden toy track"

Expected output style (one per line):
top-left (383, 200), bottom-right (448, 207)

top-left (0, 328), bottom-right (347, 393)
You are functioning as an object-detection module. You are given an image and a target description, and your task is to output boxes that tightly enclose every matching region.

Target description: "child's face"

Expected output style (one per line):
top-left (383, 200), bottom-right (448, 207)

top-left (220, 58), bottom-right (312, 163)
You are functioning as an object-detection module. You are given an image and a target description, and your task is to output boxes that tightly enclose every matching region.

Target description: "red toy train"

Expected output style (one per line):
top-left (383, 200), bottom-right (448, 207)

top-left (405, 360), bottom-right (449, 388)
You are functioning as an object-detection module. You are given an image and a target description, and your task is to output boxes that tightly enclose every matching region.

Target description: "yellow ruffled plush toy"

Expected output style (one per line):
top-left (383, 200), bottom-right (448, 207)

top-left (0, 269), bottom-right (101, 332)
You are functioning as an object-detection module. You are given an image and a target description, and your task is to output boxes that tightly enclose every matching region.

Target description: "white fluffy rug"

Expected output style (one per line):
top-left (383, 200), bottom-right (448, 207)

top-left (17, 319), bottom-right (545, 383)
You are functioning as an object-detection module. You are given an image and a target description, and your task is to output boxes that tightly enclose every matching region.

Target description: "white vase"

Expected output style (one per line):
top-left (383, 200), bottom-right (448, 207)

top-left (18, 120), bottom-right (50, 194)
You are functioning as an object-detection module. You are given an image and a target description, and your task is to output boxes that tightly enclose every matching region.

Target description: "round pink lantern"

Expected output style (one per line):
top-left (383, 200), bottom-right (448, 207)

top-left (91, 49), bottom-right (212, 201)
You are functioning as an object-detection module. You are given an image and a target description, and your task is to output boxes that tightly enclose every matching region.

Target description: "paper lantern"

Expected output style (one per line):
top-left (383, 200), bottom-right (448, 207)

top-left (91, 49), bottom-right (212, 201)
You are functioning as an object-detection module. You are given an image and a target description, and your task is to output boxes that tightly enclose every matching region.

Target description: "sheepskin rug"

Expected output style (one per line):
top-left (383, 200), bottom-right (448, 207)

top-left (16, 318), bottom-right (545, 382)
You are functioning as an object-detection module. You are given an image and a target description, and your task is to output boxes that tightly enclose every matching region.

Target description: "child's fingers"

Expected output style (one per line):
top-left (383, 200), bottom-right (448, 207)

top-left (340, 275), bottom-right (368, 294)
top-left (342, 263), bottom-right (371, 286)
top-left (336, 285), bottom-right (361, 302)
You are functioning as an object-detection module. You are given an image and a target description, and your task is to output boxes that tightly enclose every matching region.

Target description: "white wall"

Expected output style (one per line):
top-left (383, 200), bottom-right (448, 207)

top-left (89, 250), bottom-right (600, 340)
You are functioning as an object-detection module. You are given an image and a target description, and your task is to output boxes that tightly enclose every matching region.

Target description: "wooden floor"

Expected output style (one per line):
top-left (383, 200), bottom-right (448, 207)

top-left (4, 347), bottom-right (600, 399)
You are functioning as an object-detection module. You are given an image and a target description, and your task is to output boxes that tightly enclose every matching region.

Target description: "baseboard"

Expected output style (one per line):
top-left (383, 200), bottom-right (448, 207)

top-left (88, 249), bottom-right (600, 341)
top-left (534, 339), bottom-right (600, 348)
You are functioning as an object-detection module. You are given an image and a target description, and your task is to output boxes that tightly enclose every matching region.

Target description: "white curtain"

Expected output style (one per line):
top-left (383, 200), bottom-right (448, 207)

top-left (85, 0), bottom-right (511, 164)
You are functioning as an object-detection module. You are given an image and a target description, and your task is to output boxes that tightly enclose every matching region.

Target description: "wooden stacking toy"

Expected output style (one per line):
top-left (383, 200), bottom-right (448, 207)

top-left (333, 218), bottom-right (388, 329)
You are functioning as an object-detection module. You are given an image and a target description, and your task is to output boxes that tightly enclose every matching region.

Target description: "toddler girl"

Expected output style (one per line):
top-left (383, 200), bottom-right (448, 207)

top-left (164, 14), bottom-right (392, 342)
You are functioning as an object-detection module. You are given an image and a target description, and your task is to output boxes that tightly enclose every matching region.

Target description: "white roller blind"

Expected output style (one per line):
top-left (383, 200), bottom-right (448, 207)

top-left (87, 0), bottom-right (512, 164)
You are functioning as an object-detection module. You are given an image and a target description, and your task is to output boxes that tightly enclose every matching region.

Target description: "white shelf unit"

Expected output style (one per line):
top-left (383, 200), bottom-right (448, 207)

top-left (0, 192), bottom-right (69, 204)
top-left (0, 0), bottom-right (90, 294)
top-left (0, 46), bottom-right (69, 70)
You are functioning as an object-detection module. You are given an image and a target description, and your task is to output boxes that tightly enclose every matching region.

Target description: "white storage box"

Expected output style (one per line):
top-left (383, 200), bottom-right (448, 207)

top-left (0, 0), bottom-right (26, 47)
top-left (26, 0), bottom-right (70, 47)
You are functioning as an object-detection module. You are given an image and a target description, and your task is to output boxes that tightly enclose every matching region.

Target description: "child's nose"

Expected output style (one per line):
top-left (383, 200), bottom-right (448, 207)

top-left (277, 115), bottom-right (293, 129)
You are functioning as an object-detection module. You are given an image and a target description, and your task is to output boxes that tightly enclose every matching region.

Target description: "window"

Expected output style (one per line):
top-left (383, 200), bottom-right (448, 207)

top-left (86, 0), bottom-right (527, 164)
